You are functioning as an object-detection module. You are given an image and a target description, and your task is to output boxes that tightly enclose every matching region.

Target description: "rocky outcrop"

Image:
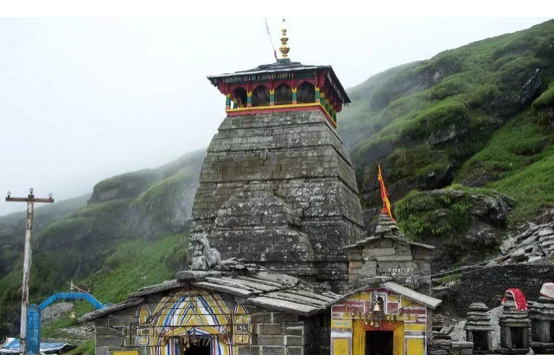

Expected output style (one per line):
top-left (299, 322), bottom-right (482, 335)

top-left (484, 62), bottom-right (542, 117)
top-left (41, 302), bottom-right (75, 324)
top-left (369, 53), bottom-right (462, 111)
top-left (395, 188), bottom-right (515, 268)
top-left (89, 170), bottom-right (160, 204)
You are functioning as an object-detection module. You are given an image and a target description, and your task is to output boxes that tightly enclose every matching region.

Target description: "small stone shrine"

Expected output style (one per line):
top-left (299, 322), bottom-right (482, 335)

top-left (496, 288), bottom-right (531, 354)
top-left (529, 283), bottom-right (554, 354)
top-left (344, 212), bottom-right (434, 294)
top-left (464, 302), bottom-right (494, 354)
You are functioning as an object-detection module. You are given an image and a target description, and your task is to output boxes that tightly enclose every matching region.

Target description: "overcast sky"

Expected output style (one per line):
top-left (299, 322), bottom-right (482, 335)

top-left (0, 17), bottom-right (551, 216)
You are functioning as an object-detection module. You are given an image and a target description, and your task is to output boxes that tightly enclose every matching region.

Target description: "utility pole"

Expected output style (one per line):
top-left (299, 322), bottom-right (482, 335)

top-left (5, 188), bottom-right (54, 355)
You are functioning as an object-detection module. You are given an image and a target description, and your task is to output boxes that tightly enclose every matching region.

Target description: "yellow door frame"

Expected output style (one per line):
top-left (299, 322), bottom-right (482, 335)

top-left (352, 320), bottom-right (404, 355)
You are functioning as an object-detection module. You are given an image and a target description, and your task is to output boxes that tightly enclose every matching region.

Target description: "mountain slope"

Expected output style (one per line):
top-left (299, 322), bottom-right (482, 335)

top-left (0, 148), bottom-right (205, 338)
top-left (0, 193), bottom-right (91, 281)
top-left (337, 19), bottom-right (554, 266)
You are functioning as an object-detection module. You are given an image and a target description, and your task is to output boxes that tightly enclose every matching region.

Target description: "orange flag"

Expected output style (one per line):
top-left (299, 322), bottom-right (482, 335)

top-left (377, 165), bottom-right (395, 222)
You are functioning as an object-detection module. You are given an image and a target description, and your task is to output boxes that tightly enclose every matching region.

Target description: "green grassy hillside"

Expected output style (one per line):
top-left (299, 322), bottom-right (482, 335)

top-left (337, 19), bottom-right (554, 262)
top-left (0, 149), bottom-right (205, 341)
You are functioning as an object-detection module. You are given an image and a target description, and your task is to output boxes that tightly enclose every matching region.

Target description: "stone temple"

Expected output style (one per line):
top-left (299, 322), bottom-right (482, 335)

top-left (190, 38), bottom-right (364, 292)
top-left (80, 21), bottom-right (450, 356)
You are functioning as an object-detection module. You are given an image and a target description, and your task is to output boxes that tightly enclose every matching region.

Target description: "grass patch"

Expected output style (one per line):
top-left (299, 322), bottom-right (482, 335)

top-left (395, 190), bottom-right (473, 240)
top-left (456, 109), bottom-right (553, 183)
top-left (67, 339), bottom-right (95, 355)
top-left (82, 234), bottom-right (186, 303)
top-left (533, 82), bottom-right (554, 109)
top-left (490, 154), bottom-right (554, 224)
top-left (41, 317), bottom-right (76, 339)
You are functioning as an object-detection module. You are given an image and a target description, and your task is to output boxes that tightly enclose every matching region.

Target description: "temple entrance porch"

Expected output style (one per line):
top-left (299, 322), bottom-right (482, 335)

top-left (353, 320), bottom-right (404, 355)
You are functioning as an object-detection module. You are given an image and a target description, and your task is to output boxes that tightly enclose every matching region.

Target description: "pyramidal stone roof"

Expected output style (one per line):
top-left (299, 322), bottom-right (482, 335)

top-left (343, 212), bottom-right (435, 250)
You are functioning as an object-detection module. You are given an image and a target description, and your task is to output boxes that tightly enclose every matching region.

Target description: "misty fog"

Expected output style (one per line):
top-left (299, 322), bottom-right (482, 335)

top-left (0, 17), bottom-right (550, 215)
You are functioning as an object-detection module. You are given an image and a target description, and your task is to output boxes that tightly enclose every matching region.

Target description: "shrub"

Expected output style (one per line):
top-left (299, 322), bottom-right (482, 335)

top-left (492, 32), bottom-right (538, 60)
top-left (498, 56), bottom-right (541, 86)
top-left (468, 84), bottom-right (500, 107)
top-left (401, 100), bottom-right (469, 140)
top-left (428, 77), bottom-right (468, 101)
top-left (532, 84), bottom-right (554, 109)
top-left (537, 35), bottom-right (554, 58)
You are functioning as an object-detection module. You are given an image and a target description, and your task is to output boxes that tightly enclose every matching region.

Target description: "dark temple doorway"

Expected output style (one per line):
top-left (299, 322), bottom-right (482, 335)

top-left (366, 331), bottom-right (394, 355)
top-left (184, 340), bottom-right (211, 355)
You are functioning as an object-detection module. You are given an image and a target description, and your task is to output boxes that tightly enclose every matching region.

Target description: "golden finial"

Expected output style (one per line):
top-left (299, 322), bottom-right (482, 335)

top-left (279, 17), bottom-right (290, 59)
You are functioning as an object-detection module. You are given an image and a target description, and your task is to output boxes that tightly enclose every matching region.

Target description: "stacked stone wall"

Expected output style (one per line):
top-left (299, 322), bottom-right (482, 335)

top-left (348, 239), bottom-right (432, 294)
top-left (238, 312), bottom-right (329, 355)
top-left (94, 311), bottom-right (138, 355)
top-left (448, 265), bottom-right (554, 316)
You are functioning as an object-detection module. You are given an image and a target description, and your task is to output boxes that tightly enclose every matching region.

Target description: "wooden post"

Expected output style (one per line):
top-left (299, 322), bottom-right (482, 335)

top-left (5, 188), bottom-right (54, 354)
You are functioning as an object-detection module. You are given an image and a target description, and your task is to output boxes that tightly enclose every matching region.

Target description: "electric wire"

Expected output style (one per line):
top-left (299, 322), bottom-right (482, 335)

top-left (265, 17), bottom-right (278, 61)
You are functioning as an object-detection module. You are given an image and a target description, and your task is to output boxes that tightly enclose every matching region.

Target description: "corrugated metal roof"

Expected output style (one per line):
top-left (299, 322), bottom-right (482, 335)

top-left (0, 338), bottom-right (70, 355)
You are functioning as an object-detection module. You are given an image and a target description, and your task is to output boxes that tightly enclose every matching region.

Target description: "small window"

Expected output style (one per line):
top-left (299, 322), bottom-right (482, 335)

top-left (232, 87), bottom-right (247, 109)
top-left (297, 82), bottom-right (315, 103)
top-left (275, 83), bottom-right (292, 105)
top-left (252, 85), bottom-right (270, 107)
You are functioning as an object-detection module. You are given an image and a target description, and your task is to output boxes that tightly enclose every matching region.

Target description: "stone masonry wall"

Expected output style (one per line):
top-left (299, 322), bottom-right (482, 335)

top-left (94, 309), bottom-right (138, 355)
top-left (238, 312), bottom-right (330, 355)
top-left (348, 239), bottom-right (432, 294)
top-left (448, 264), bottom-right (554, 316)
top-left (93, 309), bottom-right (328, 355)
top-left (191, 110), bottom-right (365, 291)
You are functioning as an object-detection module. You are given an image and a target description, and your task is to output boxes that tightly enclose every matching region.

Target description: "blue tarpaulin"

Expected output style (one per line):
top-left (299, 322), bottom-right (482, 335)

top-left (0, 337), bottom-right (69, 354)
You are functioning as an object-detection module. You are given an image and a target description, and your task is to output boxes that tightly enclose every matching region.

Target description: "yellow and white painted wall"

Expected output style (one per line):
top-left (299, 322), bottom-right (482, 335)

top-left (331, 286), bottom-right (431, 355)
top-left (135, 289), bottom-right (251, 355)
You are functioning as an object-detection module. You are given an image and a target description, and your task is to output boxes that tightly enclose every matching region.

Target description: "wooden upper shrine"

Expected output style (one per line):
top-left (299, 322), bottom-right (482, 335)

top-left (207, 59), bottom-right (350, 128)
top-left (207, 20), bottom-right (350, 128)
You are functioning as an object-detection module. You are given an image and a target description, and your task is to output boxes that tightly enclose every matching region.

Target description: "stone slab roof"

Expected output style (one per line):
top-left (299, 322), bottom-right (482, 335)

top-left (383, 281), bottom-right (442, 309)
top-left (79, 269), bottom-right (342, 322)
top-left (343, 212), bottom-right (435, 251)
top-left (78, 297), bottom-right (145, 323)
top-left (339, 277), bottom-right (442, 310)
top-left (343, 235), bottom-right (435, 251)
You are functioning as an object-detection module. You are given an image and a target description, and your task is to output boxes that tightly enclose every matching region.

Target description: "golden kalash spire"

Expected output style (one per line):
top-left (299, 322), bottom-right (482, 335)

top-left (279, 17), bottom-right (290, 59)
